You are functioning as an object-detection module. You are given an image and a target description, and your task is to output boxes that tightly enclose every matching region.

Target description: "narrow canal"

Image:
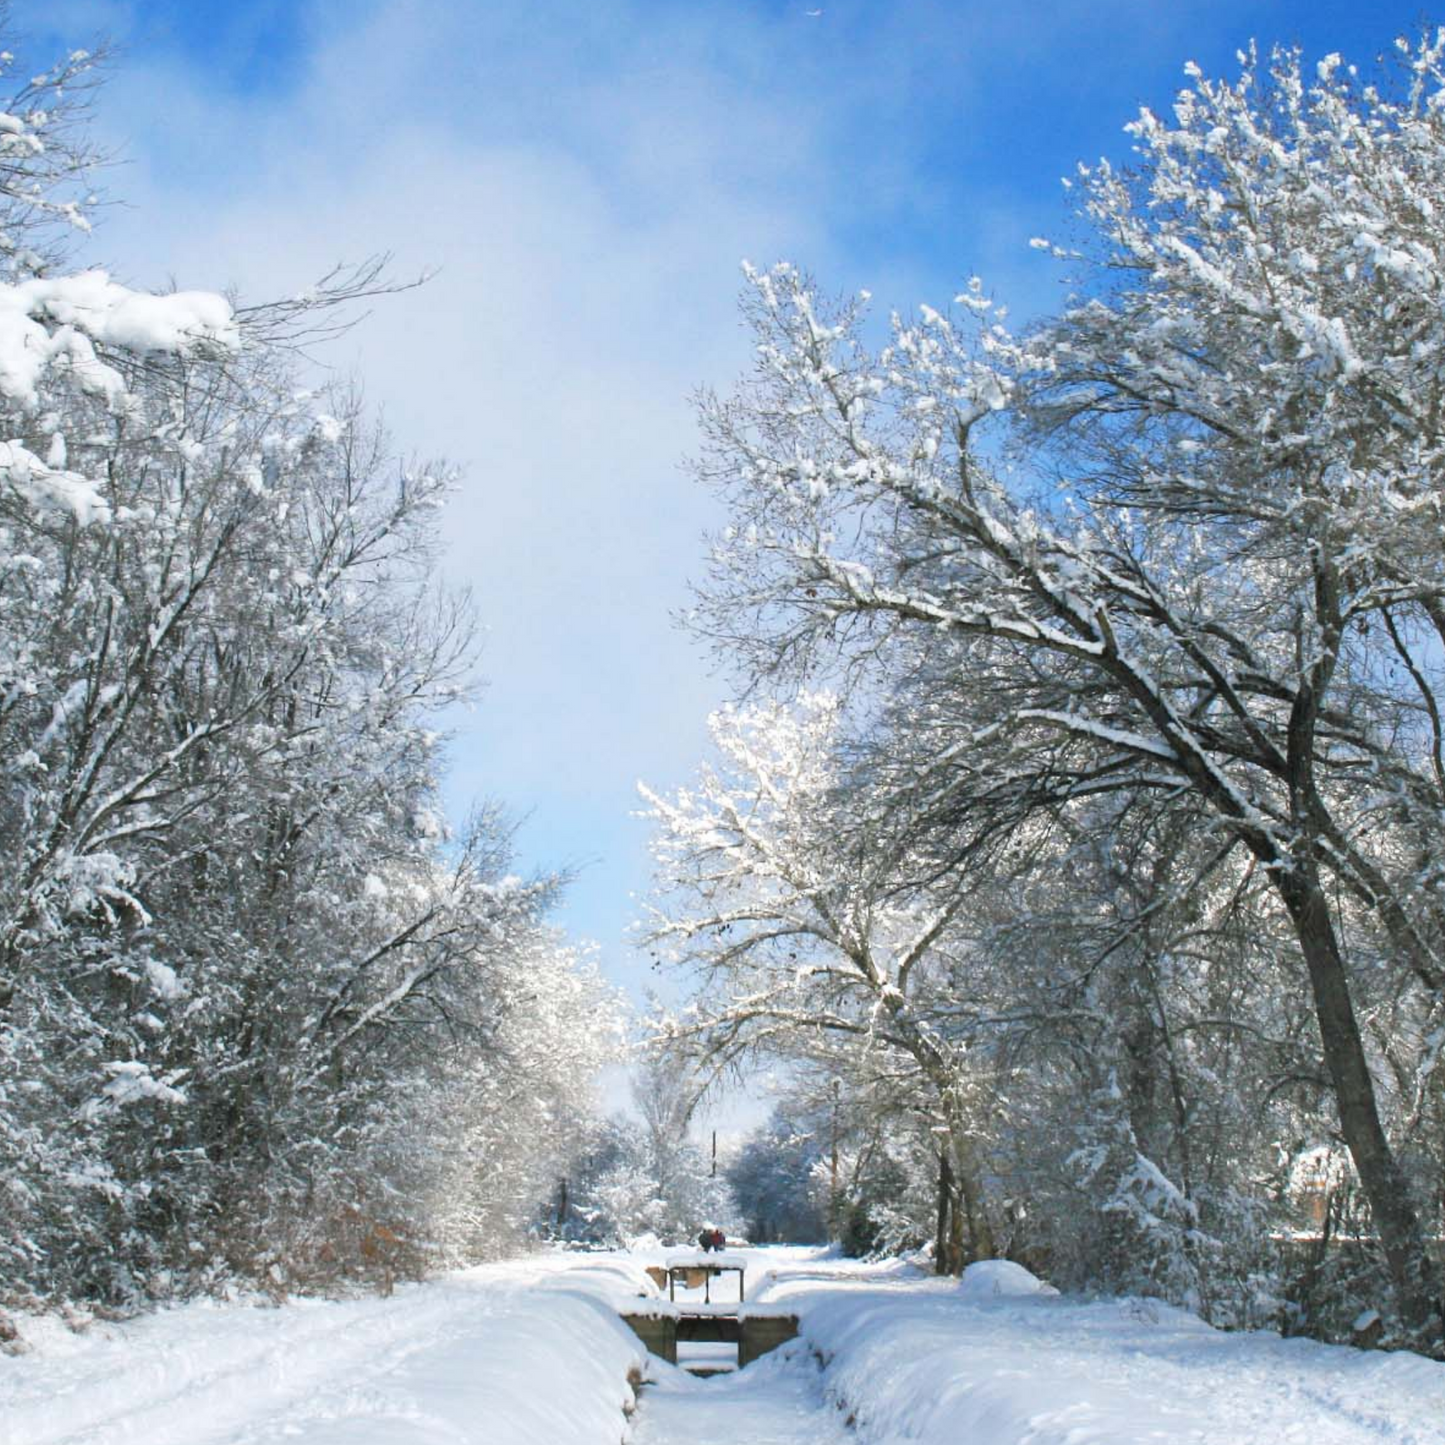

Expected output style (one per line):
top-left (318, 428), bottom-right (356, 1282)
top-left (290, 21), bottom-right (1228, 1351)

top-left (630, 1346), bottom-right (853, 1445)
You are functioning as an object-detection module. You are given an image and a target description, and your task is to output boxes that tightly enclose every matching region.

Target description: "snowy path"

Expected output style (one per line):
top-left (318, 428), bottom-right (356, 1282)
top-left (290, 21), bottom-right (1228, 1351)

top-left (632, 1347), bottom-right (852, 1445)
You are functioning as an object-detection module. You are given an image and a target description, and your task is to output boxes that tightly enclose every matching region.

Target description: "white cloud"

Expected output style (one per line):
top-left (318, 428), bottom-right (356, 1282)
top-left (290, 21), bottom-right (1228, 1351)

top-left (62, 1), bottom-right (856, 995)
top-left (28, 0), bottom-right (1109, 1004)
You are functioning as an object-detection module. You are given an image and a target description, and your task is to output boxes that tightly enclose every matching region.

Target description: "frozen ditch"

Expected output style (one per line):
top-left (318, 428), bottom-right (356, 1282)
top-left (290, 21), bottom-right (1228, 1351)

top-left (632, 1345), bottom-right (853, 1445)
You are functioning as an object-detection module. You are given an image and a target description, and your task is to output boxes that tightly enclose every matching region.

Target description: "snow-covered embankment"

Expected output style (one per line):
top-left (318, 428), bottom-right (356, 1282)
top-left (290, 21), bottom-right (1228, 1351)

top-left (774, 1259), bottom-right (1445, 1445)
top-left (1, 1261), bottom-right (647, 1445)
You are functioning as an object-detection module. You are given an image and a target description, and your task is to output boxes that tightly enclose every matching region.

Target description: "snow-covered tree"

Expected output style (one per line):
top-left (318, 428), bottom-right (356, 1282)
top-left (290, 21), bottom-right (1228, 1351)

top-left (0, 29), bottom-right (615, 1307)
top-left (685, 36), bottom-right (1445, 1337)
top-left (726, 1100), bottom-right (830, 1245)
top-left (564, 1054), bottom-right (737, 1246)
top-left (0, 40), bottom-right (104, 276)
top-left (421, 927), bottom-right (625, 1267)
top-left (643, 696), bottom-right (999, 1267)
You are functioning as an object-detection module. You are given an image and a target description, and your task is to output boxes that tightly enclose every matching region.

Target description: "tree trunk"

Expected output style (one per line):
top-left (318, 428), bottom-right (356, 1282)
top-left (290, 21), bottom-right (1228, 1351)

top-left (948, 1181), bottom-right (968, 1273)
top-left (952, 1137), bottom-right (996, 1263)
top-left (935, 1148), bottom-right (953, 1276)
top-left (1278, 861), bottom-right (1442, 1338)
top-left (903, 1030), bottom-right (997, 1268)
top-left (932, 1135), bottom-right (996, 1272)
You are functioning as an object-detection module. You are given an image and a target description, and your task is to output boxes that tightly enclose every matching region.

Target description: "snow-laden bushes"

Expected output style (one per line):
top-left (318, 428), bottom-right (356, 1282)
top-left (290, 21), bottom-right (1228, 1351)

top-left (555, 1054), bottom-right (739, 1247)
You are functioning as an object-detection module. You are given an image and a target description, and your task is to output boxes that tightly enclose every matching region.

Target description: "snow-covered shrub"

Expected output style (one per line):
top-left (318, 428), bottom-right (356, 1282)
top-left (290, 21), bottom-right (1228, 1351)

top-left (1059, 1080), bottom-right (1214, 1308)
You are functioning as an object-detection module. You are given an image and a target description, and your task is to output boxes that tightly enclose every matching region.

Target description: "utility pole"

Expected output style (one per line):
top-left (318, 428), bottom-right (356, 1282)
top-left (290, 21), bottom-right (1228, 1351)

top-left (710, 1129), bottom-right (717, 1178)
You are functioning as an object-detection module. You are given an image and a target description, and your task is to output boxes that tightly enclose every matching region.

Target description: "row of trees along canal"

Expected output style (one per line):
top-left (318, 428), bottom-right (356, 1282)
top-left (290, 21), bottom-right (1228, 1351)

top-left (642, 36), bottom-right (1445, 1350)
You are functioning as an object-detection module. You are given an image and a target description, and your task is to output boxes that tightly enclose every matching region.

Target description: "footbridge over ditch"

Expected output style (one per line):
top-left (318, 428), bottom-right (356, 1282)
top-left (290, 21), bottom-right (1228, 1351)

top-left (619, 1253), bottom-right (799, 1374)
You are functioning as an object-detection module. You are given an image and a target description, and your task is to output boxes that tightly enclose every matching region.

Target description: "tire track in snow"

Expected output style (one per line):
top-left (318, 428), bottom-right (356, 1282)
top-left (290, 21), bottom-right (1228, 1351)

top-left (3, 1279), bottom-right (508, 1445)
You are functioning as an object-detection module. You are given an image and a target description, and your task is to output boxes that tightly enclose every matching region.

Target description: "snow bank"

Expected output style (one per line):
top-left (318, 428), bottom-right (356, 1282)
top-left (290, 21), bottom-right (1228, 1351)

top-left (632, 1344), bottom-right (851, 1444)
top-left (956, 1258), bottom-right (1060, 1300)
top-left (0, 1265), bottom-right (646, 1445)
top-left (796, 1273), bottom-right (1445, 1445)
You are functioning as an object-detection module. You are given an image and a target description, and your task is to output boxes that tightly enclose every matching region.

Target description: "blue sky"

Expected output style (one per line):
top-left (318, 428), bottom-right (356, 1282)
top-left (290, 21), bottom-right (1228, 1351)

top-left (18, 1), bottom-right (1443, 1102)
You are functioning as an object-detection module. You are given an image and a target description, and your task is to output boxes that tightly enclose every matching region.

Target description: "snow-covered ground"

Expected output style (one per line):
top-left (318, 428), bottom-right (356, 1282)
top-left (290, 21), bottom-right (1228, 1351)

top-left (752, 1254), bottom-right (1445, 1444)
top-left (4, 1247), bottom-right (1443, 1444)
top-left (0, 1256), bottom-right (646, 1445)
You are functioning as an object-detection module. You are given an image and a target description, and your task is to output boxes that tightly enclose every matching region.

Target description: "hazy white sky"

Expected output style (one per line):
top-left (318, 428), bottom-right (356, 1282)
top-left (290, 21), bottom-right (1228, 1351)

top-left (22, 1), bottom-right (1439, 1121)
